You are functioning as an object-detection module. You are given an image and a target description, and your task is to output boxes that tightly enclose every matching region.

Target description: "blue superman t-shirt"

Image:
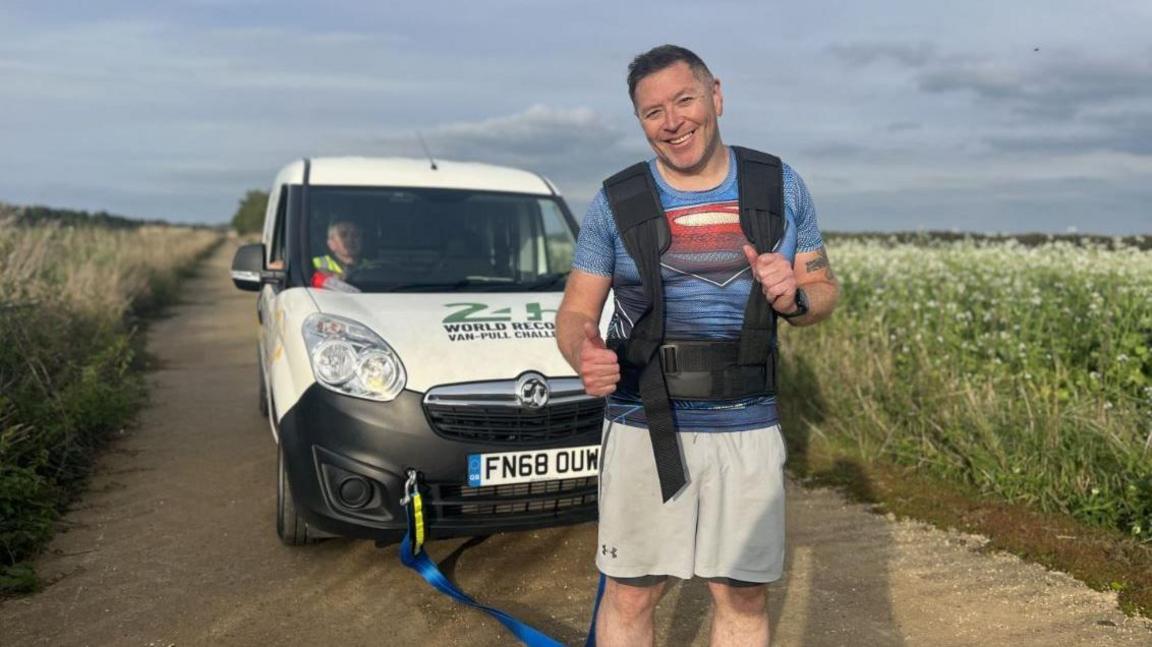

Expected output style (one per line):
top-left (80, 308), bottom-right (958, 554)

top-left (572, 148), bottom-right (824, 432)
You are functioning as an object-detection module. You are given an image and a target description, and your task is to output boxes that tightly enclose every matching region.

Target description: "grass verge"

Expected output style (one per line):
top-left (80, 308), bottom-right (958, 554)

top-left (0, 225), bottom-right (222, 594)
top-left (778, 353), bottom-right (1152, 619)
top-left (773, 235), bottom-right (1151, 617)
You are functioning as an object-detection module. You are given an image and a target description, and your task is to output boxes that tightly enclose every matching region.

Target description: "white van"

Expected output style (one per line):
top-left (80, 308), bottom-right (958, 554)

top-left (230, 157), bottom-right (602, 545)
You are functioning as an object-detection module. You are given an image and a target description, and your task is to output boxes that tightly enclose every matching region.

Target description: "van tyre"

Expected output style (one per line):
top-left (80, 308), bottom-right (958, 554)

top-left (276, 444), bottom-right (317, 545)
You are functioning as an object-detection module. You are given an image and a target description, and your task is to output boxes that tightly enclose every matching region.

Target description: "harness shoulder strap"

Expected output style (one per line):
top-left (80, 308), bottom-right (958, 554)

top-left (603, 162), bottom-right (670, 257)
top-left (602, 163), bottom-right (685, 503)
top-left (732, 146), bottom-right (784, 253)
top-left (731, 146), bottom-right (785, 366)
top-left (602, 162), bottom-right (669, 368)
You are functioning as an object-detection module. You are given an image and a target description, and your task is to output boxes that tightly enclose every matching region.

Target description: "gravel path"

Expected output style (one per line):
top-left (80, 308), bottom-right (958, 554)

top-left (1, 242), bottom-right (1148, 646)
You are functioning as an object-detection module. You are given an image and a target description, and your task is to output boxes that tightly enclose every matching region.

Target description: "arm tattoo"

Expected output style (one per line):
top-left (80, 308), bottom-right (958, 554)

top-left (805, 246), bottom-right (836, 280)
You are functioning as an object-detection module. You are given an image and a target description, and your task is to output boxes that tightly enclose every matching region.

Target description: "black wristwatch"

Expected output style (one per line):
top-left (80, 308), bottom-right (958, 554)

top-left (780, 287), bottom-right (809, 319)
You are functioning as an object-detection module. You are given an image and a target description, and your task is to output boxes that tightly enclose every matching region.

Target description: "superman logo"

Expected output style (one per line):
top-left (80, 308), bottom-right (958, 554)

top-left (660, 200), bottom-right (751, 287)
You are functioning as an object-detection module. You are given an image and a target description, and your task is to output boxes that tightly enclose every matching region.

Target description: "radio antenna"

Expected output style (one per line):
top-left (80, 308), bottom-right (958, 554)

top-left (417, 132), bottom-right (438, 171)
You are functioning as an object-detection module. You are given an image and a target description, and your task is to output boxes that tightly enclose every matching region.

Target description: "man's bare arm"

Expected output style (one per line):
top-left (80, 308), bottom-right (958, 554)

top-left (556, 270), bottom-right (613, 371)
top-left (786, 245), bottom-right (840, 327)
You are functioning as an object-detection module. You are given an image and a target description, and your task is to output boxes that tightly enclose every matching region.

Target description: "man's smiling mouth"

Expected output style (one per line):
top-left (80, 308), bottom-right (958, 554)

top-left (668, 130), bottom-right (694, 145)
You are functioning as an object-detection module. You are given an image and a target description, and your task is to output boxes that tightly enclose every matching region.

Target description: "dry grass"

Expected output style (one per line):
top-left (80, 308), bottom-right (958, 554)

top-left (0, 220), bottom-right (221, 318)
top-left (0, 219), bottom-right (221, 593)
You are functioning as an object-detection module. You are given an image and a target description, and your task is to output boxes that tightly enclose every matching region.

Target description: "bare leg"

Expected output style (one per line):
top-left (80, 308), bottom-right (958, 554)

top-left (707, 582), bottom-right (769, 647)
top-left (595, 578), bottom-right (669, 647)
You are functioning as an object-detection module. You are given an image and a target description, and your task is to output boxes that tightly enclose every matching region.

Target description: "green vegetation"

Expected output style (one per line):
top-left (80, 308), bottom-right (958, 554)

top-left (0, 201), bottom-right (171, 229)
top-left (0, 215), bottom-right (221, 593)
top-left (779, 233), bottom-right (1152, 614)
top-left (231, 190), bottom-right (269, 235)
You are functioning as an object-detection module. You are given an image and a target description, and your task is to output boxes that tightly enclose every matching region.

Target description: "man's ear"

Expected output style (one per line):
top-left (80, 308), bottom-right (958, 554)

top-left (713, 78), bottom-right (724, 117)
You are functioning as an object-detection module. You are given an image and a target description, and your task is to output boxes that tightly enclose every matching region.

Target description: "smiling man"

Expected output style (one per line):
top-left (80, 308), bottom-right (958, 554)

top-left (556, 45), bottom-right (839, 646)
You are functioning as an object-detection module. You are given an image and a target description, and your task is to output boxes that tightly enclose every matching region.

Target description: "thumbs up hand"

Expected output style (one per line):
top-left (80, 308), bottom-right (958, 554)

top-left (743, 244), bottom-right (798, 314)
top-left (579, 322), bottom-right (620, 397)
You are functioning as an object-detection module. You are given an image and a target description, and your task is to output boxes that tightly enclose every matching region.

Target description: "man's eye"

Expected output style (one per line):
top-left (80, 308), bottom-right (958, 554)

top-left (678, 96), bottom-right (694, 105)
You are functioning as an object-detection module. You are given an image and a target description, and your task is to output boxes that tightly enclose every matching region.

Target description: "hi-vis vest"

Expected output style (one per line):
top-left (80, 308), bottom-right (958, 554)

top-left (602, 146), bottom-right (785, 502)
top-left (312, 255), bottom-right (346, 275)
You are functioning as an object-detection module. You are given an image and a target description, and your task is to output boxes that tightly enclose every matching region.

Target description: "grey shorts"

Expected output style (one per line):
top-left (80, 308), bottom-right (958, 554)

top-left (595, 420), bottom-right (788, 585)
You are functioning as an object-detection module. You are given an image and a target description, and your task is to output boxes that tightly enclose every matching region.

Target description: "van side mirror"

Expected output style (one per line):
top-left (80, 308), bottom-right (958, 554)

top-left (230, 243), bottom-right (285, 291)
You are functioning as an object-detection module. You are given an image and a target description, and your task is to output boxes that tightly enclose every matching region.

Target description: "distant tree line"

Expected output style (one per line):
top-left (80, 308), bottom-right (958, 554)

top-left (0, 202), bottom-right (170, 229)
top-left (231, 190), bottom-right (269, 235)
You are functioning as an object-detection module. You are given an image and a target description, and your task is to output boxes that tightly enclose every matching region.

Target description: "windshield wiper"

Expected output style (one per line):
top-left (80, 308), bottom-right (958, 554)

top-left (382, 273), bottom-right (568, 292)
top-left (385, 280), bottom-right (486, 292)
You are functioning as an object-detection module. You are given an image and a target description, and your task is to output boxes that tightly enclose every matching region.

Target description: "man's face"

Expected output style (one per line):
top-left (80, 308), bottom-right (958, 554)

top-left (632, 61), bottom-right (724, 175)
top-left (327, 221), bottom-right (362, 264)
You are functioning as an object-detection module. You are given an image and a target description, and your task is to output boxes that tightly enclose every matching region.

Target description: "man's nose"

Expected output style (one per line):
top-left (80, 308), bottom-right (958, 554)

top-left (662, 108), bottom-right (683, 132)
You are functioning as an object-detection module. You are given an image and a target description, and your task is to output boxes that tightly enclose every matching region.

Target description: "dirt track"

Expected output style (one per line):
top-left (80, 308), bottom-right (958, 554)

top-left (1, 242), bottom-right (1149, 646)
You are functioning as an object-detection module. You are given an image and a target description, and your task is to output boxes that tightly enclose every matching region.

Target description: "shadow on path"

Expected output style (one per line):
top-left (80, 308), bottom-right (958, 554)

top-left (769, 353), bottom-right (905, 646)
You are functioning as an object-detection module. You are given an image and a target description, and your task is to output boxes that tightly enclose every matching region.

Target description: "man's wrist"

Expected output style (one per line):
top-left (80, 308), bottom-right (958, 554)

top-left (778, 287), bottom-right (809, 319)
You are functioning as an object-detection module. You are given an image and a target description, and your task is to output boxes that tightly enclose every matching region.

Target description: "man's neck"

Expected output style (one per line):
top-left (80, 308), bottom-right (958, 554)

top-left (654, 142), bottom-right (730, 192)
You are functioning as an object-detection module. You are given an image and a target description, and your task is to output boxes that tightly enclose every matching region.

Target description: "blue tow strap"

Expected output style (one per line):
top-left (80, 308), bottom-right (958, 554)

top-left (398, 469), bottom-right (604, 647)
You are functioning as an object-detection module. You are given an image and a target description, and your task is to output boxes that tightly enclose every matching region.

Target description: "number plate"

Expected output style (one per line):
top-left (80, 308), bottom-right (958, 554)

top-left (468, 445), bottom-right (600, 487)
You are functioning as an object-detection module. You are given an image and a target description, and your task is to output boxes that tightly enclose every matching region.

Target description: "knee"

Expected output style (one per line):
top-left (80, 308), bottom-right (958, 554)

top-left (605, 579), bottom-right (665, 619)
top-left (709, 583), bottom-right (767, 616)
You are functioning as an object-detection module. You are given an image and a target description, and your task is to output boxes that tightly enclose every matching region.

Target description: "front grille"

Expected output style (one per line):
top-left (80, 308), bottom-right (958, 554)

top-left (430, 476), bottom-right (597, 519)
top-left (425, 399), bottom-right (605, 443)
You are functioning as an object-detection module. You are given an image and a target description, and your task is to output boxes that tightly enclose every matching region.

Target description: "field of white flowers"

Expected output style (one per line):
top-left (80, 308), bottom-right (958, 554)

top-left (781, 235), bottom-right (1152, 538)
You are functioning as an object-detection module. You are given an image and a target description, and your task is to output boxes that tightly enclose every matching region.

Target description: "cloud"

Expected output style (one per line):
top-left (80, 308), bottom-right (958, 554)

top-left (818, 174), bottom-right (1152, 235)
top-left (375, 105), bottom-right (648, 209)
top-left (916, 52), bottom-right (1152, 120)
top-left (833, 41), bottom-right (1152, 121)
top-left (415, 105), bottom-right (622, 160)
top-left (831, 41), bottom-right (1152, 160)
top-left (985, 109), bottom-right (1152, 155)
top-left (885, 121), bottom-right (922, 132)
top-left (828, 42), bottom-right (936, 68)
top-left (802, 143), bottom-right (869, 158)
top-left (3, 5), bottom-right (1150, 234)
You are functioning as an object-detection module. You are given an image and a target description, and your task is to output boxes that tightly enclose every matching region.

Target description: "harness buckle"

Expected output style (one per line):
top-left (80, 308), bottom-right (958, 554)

top-left (659, 344), bottom-right (678, 374)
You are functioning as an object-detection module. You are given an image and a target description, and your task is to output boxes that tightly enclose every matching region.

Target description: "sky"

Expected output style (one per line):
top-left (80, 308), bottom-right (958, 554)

top-left (1, 1), bottom-right (1150, 234)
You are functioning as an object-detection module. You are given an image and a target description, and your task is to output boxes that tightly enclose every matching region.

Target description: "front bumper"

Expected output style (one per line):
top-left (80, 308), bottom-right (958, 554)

top-left (277, 383), bottom-right (603, 543)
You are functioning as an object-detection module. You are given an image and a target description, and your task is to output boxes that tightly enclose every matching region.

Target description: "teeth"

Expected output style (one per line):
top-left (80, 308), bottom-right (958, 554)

top-left (670, 132), bottom-right (692, 145)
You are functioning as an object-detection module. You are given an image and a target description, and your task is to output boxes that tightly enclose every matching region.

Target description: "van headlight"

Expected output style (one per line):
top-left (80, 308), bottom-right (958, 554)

top-left (302, 313), bottom-right (406, 401)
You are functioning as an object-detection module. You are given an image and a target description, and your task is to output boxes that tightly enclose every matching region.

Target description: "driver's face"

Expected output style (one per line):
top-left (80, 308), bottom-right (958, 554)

top-left (327, 222), bottom-right (362, 264)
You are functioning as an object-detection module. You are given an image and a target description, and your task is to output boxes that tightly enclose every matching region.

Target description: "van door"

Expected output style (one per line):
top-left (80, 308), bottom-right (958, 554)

top-left (260, 185), bottom-right (289, 424)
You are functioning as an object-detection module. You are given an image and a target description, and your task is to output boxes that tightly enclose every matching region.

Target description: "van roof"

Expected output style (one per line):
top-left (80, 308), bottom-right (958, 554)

top-left (273, 157), bottom-right (558, 196)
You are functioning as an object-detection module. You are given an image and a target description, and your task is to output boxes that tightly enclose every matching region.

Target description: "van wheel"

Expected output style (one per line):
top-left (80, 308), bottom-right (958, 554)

top-left (277, 444), bottom-right (317, 546)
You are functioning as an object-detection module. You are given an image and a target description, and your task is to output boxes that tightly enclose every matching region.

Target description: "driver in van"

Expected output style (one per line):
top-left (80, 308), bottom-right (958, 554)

top-left (313, 218), bottom-right (364, 276)
top-left (311, 218), bottom-right (369, 291)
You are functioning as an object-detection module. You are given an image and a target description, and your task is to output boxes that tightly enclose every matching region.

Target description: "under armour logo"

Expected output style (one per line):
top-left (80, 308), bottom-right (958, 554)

top-left (601, 544), bottom-right (617, 559)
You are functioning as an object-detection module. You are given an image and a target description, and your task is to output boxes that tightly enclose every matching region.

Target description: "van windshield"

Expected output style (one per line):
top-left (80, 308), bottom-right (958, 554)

top-left (303, 187), bottom-right (577, 293)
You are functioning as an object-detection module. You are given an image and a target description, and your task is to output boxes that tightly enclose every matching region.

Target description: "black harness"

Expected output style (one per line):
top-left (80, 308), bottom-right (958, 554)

top-left (602, 146), bottom-right (785, 502)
